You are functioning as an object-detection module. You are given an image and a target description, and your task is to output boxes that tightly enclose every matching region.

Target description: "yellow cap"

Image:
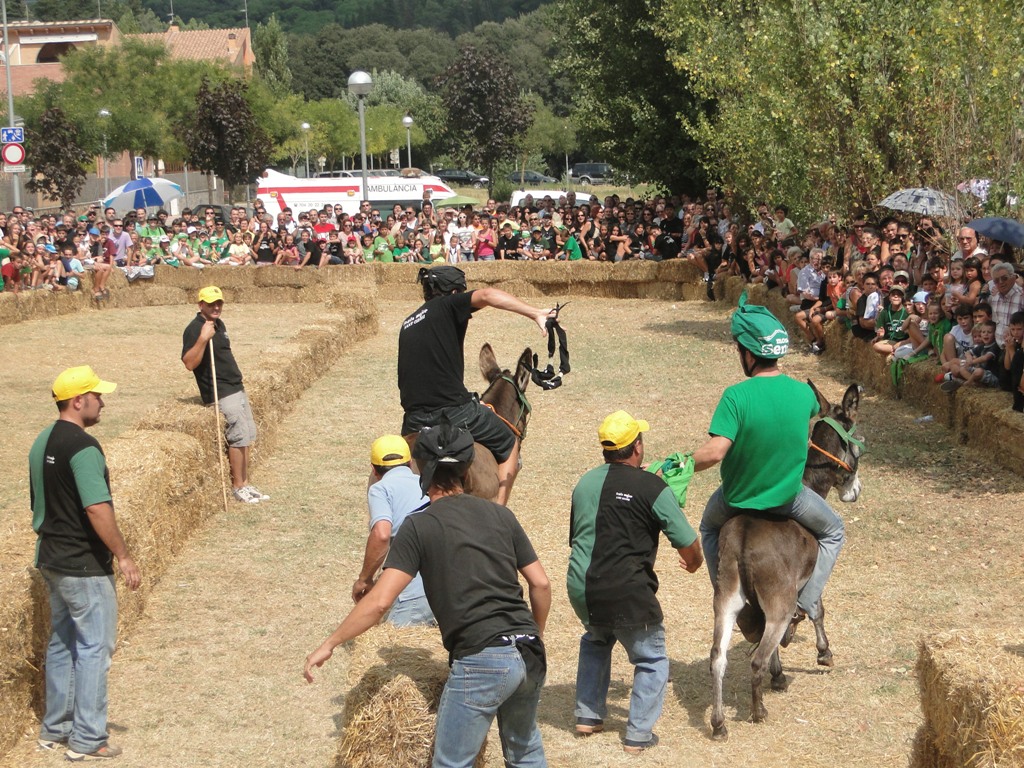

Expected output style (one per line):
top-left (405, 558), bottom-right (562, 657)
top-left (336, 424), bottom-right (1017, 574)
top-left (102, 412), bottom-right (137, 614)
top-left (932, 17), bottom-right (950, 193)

top-left (197, 286), bottom-right (224, 304)
top-left (52, 366), bottom-right (117, 401)
top-left (371, 435), bottom-right (411, 467)
top-left (598, 410), bottom-right (649, 450)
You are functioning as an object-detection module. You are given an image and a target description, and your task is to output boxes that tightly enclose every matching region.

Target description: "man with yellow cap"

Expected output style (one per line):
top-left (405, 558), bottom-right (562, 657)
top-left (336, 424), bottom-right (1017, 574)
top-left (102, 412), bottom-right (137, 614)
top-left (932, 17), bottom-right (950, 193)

top-left (181, 286), bottom-right (268, 504)
top-left (567, 411), bottom-right (703, 754)
top-left (30, 366), bottom-right (141, 761)
top-left (351, 435), bottom-right (434, 627)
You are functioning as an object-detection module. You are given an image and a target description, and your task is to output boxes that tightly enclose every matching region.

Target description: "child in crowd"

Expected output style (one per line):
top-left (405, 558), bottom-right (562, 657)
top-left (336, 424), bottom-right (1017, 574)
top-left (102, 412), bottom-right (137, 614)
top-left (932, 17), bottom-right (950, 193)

top-left (1001, 311), bottom-right (1024, 412)
top-left (873, 284), bottom-right (911, 357)
top-left (276, 233), bottom-right (300, 266)
top-left (939, 304), bottom-right (975, 379)
top-left (1, 252), bottom-right (24, 293)
top-left (919, 300), bottom-right (952, 359)
top-left (902, 290), bottom-right (931, 355)
top-left (430, 232), bottom-right (446, 263)
top-left (391, 233), bottom-right (411, 263)
top-left (942, 320), bottom-right (1000, 391)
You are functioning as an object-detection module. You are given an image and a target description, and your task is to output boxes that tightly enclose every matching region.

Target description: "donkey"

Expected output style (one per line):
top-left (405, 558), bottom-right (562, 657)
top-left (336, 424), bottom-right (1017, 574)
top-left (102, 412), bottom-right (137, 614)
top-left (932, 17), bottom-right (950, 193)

top-left (710, 382), bottom-right (862, 740)
top-left (405, 343), bottom-right (533, 503)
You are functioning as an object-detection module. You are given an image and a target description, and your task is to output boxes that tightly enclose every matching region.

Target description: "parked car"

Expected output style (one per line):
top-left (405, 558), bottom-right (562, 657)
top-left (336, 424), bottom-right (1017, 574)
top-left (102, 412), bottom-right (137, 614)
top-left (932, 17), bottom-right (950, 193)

top-left (436, 169), bottom-right (489, 188)
top-left (570, 162), bottom-right (613, 185)
top-left (508, 169), bottom-right (557, 185)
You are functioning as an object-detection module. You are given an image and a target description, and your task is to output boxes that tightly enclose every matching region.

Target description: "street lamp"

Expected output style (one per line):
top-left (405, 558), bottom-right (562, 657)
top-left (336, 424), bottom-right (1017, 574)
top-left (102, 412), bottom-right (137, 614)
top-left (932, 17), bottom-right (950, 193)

top-left (347, 70), bottom-right (372, 203)
top-left (98, 108), bottom-right (111, 197)
top-left (402, 112), bottom-right (413, 170)
top-left (300, 121), bottom-right (310, 178)
top-left (2, 0), bottom-right (20, 207)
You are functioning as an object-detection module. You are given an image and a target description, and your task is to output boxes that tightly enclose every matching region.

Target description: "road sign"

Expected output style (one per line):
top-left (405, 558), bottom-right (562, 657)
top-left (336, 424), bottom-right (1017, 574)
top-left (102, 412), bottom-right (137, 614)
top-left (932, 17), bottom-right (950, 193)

top-left (1, 127), bottom-right (24, 144)
top-left (133, 156), bottom-right (145, 180)
top-left (3, 164), bottom-right (24, 174)
top-left (2, 143), bottom-right (25, 165)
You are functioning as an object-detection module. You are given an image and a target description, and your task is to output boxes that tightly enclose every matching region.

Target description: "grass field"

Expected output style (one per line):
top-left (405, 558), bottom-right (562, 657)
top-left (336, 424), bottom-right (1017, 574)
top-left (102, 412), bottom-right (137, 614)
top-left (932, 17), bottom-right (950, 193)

top-left (3, 297), bottom-right (1023, 767)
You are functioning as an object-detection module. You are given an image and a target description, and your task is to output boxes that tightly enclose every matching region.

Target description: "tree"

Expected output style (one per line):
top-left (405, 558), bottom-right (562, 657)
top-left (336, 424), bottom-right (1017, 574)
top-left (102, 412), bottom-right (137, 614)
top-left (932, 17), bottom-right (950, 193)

top-left (177, 78), bottom-right (272, 194)
top-left (26, 108), bottom-right (90, 210)
top-left (436, 45), bottom-right (533, 193)
top-left (253, 14), bottom-right (293, 95)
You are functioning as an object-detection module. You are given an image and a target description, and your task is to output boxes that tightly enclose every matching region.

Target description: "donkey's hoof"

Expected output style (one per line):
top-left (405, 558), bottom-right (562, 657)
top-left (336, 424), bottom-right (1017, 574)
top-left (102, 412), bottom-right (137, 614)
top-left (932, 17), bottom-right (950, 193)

top-left (711, 725), bottom-right (729, 741)
top-left (817, 649), bottom-right (834, 668)
top-left (752, 706), bottom-right (768, 723)
top-left (771, 674), bottom-right (790, 692)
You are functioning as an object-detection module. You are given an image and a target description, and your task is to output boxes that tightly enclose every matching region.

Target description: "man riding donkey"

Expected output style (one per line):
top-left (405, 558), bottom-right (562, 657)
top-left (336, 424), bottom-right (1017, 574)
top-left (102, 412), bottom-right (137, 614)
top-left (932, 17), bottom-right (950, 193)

top-left (691, 293), bottom-right (846, 641)
top-left (398, 266), bottom-right (553, 506)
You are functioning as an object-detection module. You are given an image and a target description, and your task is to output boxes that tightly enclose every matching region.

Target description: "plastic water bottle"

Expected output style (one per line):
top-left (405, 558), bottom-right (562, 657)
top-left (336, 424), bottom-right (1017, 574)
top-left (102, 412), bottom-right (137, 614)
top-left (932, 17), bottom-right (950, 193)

top-left (913, 415), bottom-right (934, 424)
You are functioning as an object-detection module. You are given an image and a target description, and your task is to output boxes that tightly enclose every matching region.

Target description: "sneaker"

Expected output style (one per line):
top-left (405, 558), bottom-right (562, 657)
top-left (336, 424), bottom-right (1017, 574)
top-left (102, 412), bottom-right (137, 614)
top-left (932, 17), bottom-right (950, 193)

top-left (623, 733), bottom-right (659, 754)
top-left (575, 717), bottom-right (604, 735)
top-left (934, 371), bottom-right (946, 383)
top-left (66, 743), bottom-right (123, 761)
top-left (244, 485), bottom-right (270, 501)
top-left (940, 378), bottom-right (964, 393)
top-left (810, 343), bottom-right (822, 355)
top-left (37, 738), bottom-right (65, 751)
top-left (232, 486), bottom-right (261, 504)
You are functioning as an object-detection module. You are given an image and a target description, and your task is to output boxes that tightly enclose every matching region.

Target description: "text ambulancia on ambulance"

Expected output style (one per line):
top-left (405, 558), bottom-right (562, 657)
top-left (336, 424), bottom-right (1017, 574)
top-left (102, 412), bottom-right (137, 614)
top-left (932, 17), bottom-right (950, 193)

top-left (256, 169), bottom-right (457, 217)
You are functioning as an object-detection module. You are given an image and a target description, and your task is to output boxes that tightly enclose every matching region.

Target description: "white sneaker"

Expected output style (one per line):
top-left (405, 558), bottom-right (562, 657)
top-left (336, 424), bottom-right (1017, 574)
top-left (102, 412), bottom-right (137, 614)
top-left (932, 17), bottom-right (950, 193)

top-left (244, 485), bottom-right (270, 501)
top-left (233, 487), bottom-right (260, 504)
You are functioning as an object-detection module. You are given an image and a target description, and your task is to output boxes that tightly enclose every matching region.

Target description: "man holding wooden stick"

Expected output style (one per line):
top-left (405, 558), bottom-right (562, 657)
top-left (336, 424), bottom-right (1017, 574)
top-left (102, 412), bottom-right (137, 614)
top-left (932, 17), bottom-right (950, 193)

top-left (182, 286), bottom-right (268, 504)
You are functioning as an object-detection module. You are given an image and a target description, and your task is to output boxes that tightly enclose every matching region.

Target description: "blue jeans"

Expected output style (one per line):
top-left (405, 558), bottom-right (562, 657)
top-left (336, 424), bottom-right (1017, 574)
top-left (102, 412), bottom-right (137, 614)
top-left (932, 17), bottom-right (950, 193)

top-left (575, 624), bottom-right (667, 743)
top-left (387, 595), bottom-right (436, 628)
top-left (39, 570), bottom-right (117, 754)
top-left (433, 645), bottom-right (546, 768)
top-left (699, 485), bottom-right (845, 619)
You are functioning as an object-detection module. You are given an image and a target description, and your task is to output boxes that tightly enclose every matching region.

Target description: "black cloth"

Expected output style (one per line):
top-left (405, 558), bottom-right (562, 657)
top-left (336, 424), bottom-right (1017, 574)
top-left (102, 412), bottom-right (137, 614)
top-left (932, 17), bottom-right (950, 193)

top-left (851, 293), bottom-right (875, 341)
top-left (653, 232), bottom-right (681, 260)
top-left (497, 233), bottom-right (521, 260)
top-left (254, 233), bottom-right (277, 263)
top-left (182, 313), bottom-right (244, 405)
top-left (398, 291), bottom-right (476, 413)
top-left (30, 421), bottom-right (113, 575)
top-left (383, 493), bottom-right (540, 660)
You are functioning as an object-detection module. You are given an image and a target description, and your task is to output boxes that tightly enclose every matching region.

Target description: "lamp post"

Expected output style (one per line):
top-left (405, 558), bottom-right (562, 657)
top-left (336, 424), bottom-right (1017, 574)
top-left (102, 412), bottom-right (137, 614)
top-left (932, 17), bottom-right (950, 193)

top-left (2, 0), bottom-right (20, 207)
top-left (98, 108), bottom-right (111, 197)
top-left (402, 113), bottom-right (413, 170)
top-left (300, 121), bottom-right (310, 178)
top-left (347, 70), bottom-right (372, 203)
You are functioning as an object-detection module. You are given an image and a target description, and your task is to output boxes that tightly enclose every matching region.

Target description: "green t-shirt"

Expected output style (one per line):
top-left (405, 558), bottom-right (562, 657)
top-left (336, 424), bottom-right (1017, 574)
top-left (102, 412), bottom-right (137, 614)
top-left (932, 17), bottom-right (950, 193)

top-left (928, 316), bottom-right (952, 353)
top-left (563, 235), bottom-right (583, 261)
top-left (709, 375), bottom-right (818, 509)
top-left (877, 307), bottom-right (909, 342)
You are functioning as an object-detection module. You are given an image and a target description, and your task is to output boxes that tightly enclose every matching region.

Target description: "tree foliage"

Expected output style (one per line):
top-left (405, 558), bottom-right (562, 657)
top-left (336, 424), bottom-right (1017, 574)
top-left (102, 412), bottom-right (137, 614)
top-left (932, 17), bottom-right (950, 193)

top-left (26, 108), bottom-right (90, 209)
top-left (253, 14), bottom-right (293, 95)
top-left (436, 46), bottom-right (534, 192)
top-left (176, 78), bottom-right (272, 190)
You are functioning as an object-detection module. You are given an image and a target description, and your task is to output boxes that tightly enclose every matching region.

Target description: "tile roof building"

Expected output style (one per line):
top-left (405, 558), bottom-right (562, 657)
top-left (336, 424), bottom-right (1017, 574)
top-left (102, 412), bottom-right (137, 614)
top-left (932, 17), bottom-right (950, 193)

top-left (130, 26), bottom-right (254, 75)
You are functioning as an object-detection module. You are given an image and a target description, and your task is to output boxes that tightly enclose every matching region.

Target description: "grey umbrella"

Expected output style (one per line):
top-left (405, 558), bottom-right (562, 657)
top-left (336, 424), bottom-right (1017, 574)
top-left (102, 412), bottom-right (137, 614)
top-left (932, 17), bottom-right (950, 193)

top-left (878, 187), bottom-right (962, 219)
top-left (966, 216), bottom-right (1024, 248)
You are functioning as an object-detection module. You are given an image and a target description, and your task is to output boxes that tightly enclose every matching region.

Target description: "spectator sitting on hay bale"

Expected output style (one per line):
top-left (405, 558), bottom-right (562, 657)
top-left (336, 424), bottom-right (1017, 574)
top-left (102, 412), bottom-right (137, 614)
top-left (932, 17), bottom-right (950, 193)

top-left (305, 422), bottom-right (551, 768)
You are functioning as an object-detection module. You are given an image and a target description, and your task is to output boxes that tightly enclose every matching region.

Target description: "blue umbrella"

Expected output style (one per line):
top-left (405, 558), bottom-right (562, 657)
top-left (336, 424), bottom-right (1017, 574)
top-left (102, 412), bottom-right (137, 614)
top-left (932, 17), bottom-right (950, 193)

top-left (967, 216), bottom-right (1024, 248)
top-left (102, 178), bottom-right (183, 211)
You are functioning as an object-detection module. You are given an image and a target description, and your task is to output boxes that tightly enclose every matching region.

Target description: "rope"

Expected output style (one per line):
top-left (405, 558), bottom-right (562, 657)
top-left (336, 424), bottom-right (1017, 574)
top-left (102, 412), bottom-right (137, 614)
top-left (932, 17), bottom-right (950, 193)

top-left (808, 440), bottom-right (852, 473)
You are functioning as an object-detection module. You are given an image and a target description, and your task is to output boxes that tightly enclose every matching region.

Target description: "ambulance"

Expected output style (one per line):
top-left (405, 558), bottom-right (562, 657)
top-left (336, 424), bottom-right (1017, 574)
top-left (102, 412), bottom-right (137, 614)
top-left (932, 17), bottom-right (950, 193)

top-left (256, 168), bottom-right (457, 216)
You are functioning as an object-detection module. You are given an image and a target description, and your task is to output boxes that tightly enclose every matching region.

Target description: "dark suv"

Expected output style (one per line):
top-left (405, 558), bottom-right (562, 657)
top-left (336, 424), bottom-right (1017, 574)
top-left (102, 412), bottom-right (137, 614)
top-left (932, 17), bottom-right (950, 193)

top-left (570, 162), bottom-right (613, 185)
top-left (435, 169), bottom-right (489, 188)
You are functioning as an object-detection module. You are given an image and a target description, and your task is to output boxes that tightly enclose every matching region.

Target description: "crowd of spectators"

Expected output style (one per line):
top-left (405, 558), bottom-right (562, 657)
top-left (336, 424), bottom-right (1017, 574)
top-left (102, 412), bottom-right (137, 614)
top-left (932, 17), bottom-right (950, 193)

top-left (1, 188), bottom-right (1022, 409)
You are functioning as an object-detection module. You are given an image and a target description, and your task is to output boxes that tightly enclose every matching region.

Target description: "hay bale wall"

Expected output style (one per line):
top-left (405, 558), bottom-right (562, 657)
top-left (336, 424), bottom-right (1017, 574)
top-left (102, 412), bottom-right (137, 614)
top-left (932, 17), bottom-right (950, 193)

top-left (914, 630), bottom-right (1024, 768)
top-left (337, 626), bottom-right (486, 768)
top-left (0, 297), bottom-right (378, 759)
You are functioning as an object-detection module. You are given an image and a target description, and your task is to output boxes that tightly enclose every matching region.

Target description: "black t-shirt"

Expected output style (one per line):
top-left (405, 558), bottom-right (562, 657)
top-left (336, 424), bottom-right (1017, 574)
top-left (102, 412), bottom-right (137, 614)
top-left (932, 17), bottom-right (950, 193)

top-left (255, 233), bottom-right (277, 263)
top-left (182, 313), bottom-right (244, 404)
top-left (30, 420), bottom-right (114, 575)
top-left (497, 233), bottom-right (521, 260)
top-left (384, 493), bottom-right (540, 659)
top-left (654, 233), bottom-right (681, 260)
top-left (398, 291), bottom-right (475, 413)
top-left (852, 293), bottom-right (875, 340)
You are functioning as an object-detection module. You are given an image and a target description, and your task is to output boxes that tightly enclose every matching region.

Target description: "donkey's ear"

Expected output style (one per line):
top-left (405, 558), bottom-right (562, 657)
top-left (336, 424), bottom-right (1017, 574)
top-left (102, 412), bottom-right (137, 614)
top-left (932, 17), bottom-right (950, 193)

top-left (479, 343), bottom-right (500, 383)
top-left (807, 379), bottom-right (831, 417)
top-left (515, 348), bottom-right (533, 391)
top-left (841, 384), bottom-right (861, 422)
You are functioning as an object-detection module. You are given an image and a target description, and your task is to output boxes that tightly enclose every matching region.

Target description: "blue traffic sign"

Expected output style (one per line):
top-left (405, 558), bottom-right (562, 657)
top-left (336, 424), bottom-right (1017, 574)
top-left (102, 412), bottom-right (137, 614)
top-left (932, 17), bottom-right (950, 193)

top-left (1, 127), bottom-right (24, 144)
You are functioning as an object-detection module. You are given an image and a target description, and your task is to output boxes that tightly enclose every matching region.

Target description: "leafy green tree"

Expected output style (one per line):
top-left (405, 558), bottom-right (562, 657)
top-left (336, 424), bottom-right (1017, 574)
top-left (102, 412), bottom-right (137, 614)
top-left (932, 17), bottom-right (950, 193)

top-left (25, 108), bottom-right (90, 210)
top-left (253, 14), bottom-right (293, 95)
top-left (177, 78), bottom-right (272, 193)
top-left (520, 95), bottom-right (576, 178)
top-left (436, 45), bottom-right (533, 193)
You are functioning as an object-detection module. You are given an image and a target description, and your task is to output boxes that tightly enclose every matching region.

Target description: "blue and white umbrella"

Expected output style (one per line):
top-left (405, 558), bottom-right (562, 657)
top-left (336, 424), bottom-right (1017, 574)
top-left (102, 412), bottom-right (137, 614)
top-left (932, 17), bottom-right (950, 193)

top-left (878, 187), bottom-right (963, 219)
top-left (102, 178), bottom-right (183, 211)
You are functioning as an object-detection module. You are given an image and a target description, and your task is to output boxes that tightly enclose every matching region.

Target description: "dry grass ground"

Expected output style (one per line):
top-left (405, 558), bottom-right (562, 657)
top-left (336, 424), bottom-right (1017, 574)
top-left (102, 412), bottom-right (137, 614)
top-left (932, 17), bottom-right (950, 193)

top-left (4, 297), bottom-right (1023, 767)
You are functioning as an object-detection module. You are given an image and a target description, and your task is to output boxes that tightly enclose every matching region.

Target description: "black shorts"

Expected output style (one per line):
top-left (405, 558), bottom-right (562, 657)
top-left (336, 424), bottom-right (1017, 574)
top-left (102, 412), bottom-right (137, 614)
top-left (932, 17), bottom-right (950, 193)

top-left (402, 398), bottom-right (517, 463)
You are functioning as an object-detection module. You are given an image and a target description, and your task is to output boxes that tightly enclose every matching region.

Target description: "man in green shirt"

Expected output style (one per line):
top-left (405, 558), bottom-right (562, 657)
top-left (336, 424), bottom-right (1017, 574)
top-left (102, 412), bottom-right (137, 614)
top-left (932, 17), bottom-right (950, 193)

top-left (692, 293), bottom-right (845, 623)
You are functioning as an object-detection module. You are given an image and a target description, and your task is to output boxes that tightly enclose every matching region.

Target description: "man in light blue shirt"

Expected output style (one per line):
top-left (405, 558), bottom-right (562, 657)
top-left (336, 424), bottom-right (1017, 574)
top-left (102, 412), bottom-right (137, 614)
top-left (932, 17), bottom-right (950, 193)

top-left (352, 435), bottom-right (435, 626)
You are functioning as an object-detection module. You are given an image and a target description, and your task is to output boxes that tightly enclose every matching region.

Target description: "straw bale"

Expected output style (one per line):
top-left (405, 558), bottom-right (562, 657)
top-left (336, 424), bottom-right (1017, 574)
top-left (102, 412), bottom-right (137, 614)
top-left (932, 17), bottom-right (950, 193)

top-left (337, 625), bottom-right (486, 768)
top-left (956, 390), bottom-right (1024, 469)
top-left (0, 566), bottom-right (46, 758)
top-left (900, 360), bottom-right (953, 425)
top-left (916, 629), bottom-right (1024, 768)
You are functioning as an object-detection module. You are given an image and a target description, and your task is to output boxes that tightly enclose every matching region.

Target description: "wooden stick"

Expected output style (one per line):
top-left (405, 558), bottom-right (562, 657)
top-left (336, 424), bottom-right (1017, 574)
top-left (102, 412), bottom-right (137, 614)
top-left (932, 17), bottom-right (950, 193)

top-left (209, 338), bottom-right (230, 513)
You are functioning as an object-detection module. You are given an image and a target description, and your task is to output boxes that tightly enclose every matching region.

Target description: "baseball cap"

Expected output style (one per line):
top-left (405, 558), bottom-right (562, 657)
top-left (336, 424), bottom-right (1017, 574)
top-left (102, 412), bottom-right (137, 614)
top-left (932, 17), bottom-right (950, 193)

top-left (889, 284), bottom-right (906, 296)
top-left (893, 270), bottom-right (911, 283)
top-left (159, 235), bottom-right (171, 243)
top-left (88, 227), bottom-right (100, 235)
top-left (187, 226), bottom-right (197, 234)
top-left (598, 410), bottom-right (649, 451)
top-left (52, 365), bottom-right (117, 401)
top-left (731, 291), bottom-right (789, 359)
top-left (197, 286), bottom-right (224, 304)
top-left (912, 290), bottom-right (929, 303)
top-left (370, 435), bottom-right (411, 467)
